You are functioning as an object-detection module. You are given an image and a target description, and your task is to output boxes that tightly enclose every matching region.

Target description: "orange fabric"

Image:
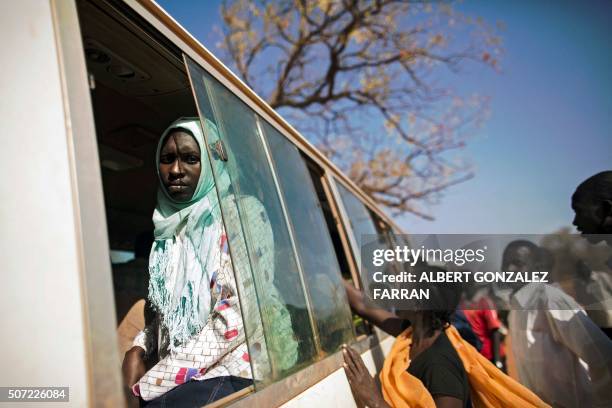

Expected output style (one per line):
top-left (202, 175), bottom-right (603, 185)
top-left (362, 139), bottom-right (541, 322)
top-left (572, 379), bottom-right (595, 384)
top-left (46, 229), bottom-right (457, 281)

top-left (504, 334), bottom-right (520, 381)
top-left (380, 327), bottom-right (435, 408)
top-left (380, 326), bottom-right (550, 408)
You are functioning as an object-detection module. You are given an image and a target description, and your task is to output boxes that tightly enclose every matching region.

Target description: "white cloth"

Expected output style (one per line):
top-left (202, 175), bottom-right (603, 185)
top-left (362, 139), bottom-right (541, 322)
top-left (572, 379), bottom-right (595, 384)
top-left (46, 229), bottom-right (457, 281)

top-left (509, 283), bottom-right (612, 408)
top-left (132, 195), bottom-right (298, 401)
top-left (134, 224), bottom-right (251, 401)
top-left (573, 270), bottom-right (612, 328)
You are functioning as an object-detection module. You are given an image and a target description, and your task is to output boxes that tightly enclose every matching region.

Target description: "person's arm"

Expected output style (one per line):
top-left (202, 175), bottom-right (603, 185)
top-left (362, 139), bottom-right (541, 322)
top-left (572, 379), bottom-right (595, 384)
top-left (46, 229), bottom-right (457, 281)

top-left (122, 345), bottom-right (146, 385)
top-left (122, 344), bottom-right (146, 407)
top-left (481, 305), bottom-right (503, 368)
top-left (545, 291), bottom-right (612, 407)
top-left (121, 295), bottom-right (161, 403)
top-left (492, 329), bottom-right (502, 368)
top-left (343, 280), bottom-right (405, 336)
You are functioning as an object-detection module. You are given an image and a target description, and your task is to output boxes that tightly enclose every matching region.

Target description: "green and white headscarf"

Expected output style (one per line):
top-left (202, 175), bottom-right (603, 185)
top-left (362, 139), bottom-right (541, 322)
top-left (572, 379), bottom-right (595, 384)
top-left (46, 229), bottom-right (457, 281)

top-left (149, 117), bottom-right (226, 351)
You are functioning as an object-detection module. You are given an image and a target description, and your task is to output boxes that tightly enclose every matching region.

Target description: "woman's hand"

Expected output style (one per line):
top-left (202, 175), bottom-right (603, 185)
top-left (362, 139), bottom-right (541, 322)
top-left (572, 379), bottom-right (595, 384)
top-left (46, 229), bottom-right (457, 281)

top-left (122, 346), bottom-right (146, 404)
top-left (342, 345), bottom-right (390, 408)
top-left (342, 280), bottom-right (405, 336)
top-left (343, 280), bottom-right (365, 314)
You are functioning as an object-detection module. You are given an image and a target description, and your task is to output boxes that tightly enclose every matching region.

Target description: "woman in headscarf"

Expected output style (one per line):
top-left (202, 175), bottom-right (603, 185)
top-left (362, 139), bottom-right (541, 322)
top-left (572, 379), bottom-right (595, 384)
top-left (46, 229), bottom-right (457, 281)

top-left (122, 117), bottom-right (297, 407)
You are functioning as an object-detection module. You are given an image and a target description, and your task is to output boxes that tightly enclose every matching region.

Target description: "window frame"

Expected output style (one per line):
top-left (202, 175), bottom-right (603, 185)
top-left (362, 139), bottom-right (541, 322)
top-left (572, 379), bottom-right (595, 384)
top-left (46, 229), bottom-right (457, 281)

top-left (55, 0), bottom-right (400, 404)
top-left (255, 115), bottom-right (356, 354)
top-left (330, 174), bottom-right (406, 281)
top-left (51, 0), bottom-right (125, 405)
top-left (186, 62), bottom-right (324, 376)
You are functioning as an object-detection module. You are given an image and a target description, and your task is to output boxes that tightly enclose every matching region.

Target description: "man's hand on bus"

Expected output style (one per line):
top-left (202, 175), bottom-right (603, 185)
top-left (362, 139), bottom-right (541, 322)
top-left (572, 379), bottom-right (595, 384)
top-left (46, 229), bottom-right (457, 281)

top-left (342, 344), bottom-right (390, 408)
top-left (122, 346), bottom-right (146, 403)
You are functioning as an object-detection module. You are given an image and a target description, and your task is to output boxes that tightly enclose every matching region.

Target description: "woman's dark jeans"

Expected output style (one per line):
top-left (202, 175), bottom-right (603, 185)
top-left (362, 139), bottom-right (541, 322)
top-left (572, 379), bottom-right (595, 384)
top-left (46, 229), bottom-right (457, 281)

top-left (141, 376), bottom-right (252, 408)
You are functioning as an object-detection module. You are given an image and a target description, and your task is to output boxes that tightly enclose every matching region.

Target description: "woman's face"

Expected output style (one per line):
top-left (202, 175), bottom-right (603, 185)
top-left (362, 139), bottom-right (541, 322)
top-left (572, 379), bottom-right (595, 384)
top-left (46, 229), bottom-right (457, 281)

top-left (159, 130), bottom-right (201, 202)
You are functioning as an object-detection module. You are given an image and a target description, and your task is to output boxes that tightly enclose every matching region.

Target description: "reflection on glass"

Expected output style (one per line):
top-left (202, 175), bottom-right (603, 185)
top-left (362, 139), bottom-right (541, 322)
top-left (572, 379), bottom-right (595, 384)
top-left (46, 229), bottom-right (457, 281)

top-left (375, 220), bottom-right (395, 247)
top-left (186, 58), bottom-right (316, 387)
top-left (336, 182), bottom-right (380, 268)
top-left (262, 121), bottom-right (355, 354)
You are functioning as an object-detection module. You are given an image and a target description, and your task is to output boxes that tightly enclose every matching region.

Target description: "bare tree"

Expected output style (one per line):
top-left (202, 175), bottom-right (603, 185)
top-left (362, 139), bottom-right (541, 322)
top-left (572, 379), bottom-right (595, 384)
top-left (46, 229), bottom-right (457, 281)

top-left (217, 0), bottom-right (502, 219)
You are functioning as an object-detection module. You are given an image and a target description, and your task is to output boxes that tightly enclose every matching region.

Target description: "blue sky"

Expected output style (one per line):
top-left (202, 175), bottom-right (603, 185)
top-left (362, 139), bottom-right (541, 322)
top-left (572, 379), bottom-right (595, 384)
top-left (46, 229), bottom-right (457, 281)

top-left (157, 0), bottom-right (612, 234)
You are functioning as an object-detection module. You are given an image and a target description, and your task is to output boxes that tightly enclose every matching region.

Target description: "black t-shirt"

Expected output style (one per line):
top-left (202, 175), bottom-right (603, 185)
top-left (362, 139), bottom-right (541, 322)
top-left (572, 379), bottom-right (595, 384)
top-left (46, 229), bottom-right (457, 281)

top-left (407, 330), bottom-right (471, 407)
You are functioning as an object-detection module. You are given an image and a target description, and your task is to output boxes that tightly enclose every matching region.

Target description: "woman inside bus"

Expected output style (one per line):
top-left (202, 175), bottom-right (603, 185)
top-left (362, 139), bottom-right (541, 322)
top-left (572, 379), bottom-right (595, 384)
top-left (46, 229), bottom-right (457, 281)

top-left (122, 117), bottom-right (297, 407)
top-left (341, 266), bottom-right (549, 408)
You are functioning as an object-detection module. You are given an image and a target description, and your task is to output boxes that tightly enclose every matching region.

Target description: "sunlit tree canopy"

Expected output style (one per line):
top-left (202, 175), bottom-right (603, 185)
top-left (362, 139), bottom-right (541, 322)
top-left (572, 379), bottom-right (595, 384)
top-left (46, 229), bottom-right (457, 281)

top-left (217, 0), bottom-right (503, 218)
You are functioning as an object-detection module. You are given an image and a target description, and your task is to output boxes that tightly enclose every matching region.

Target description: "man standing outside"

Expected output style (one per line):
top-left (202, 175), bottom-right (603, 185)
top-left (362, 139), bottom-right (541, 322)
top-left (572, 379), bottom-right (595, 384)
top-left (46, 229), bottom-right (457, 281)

top-left (505, 239), bottom-right (612, 408)
top-left (572, 171), bottom-right (612, 339)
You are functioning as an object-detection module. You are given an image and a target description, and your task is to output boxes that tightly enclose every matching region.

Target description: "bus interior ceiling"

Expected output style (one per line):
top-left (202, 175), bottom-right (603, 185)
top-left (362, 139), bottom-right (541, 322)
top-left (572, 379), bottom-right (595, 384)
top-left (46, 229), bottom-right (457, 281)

top-left (77, 0), bottom-right (198, 253)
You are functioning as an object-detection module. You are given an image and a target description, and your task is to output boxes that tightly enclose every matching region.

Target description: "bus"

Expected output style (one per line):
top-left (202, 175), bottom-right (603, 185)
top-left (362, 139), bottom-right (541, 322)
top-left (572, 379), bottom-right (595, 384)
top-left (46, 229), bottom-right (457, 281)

top-left (1, 0), bottom-right (406, 406)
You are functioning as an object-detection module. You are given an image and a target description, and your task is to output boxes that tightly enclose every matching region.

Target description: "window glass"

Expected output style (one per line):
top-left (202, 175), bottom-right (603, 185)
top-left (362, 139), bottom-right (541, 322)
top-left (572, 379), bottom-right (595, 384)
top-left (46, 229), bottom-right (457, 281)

top-left (336, 182), bottom-right (379, 268)
top-left (387, 229), bottom-right (414, 282)
top-left (335, 182), bottom-right (402, 300)
top-left (110, 250), bottom-right (135, 264)
top-left (373, 216), bottom-right (399, 252)
top-left (389, 228), bottom-right (410, 249)
top-left (185, 58), bottom-right (316, 386)
top-left (305, 160), bottom-right (370, 336)
top-left (262, 121), bottom-right (355, 354)
top-left (372, 216), bottom-right (402, 278)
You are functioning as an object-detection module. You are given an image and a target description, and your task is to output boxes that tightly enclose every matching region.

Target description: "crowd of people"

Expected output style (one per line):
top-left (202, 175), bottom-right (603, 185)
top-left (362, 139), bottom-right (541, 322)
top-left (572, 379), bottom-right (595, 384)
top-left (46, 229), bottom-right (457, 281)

top-left (341, 171), bottom-right (612, 407)
top-left (116, 115), bottom-right (612, 407)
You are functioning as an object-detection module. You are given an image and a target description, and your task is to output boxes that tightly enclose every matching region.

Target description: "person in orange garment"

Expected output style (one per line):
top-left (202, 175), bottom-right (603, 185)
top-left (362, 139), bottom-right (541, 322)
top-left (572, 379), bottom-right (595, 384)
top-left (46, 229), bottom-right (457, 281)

top-left (340, 272), bottom-right (549, 408)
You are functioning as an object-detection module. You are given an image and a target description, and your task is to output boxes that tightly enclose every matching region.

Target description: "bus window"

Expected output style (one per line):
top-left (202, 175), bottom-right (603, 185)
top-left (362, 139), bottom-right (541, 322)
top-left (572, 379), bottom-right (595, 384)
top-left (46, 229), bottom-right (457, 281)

top-left (260, 120), bottom-right (355, 354)
top-left (74, 0), bottom-right (397, 404)
top-left (185, 58), bottom-right (317, 385)
top-left (302, 158), bottom-right (371, 337)
top-left (303, 161), bottom-right (353, 279)
top-left (334, 181), bottom-right (404, 303)
top-left (373, 216), bottom-right (402, 257)
top-left (335, 181), bottom-right (400, 267)
top-left (110, 249), bottom-right (135, 264)
top-left (76, 0), bottom-right (264, 402)
top-left (335, 182), bottom-right (380, 268)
